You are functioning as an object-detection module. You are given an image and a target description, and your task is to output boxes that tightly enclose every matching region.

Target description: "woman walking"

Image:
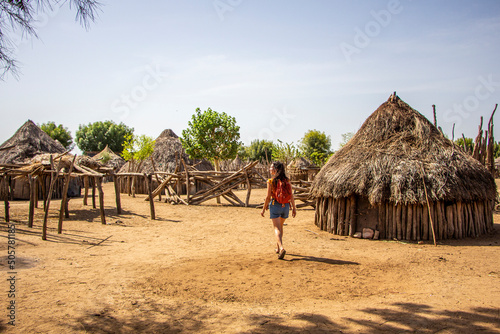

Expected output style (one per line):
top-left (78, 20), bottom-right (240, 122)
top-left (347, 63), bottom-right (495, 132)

top-left (261, 161), bottom-right (297, 259)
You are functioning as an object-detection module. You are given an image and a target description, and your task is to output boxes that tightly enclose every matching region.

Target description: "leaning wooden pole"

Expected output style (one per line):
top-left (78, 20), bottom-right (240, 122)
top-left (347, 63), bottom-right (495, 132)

top-left (58, 155), bottom-right (76, 234)
top-left (28, 175), bottom-right (35, 228)
top-left (95, 176), bottom-right (106, 225)
top-left (42, 156), bottom-right (62, 240)
top-left (3, 176), bottom-right (10, 223)
top-left (113, 173), bottom-right (122, 215)
top-left (145, 173), bottom-right (156, 220)
top-left (420, 163), bottom-right (437, 246)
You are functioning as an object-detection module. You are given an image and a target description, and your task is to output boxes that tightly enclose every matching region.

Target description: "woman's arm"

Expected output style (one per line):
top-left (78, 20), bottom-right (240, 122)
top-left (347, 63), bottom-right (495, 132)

top-left (290, 192), bottom-right (297, 218)
top-left (261, 181), bottom-right (273, 217)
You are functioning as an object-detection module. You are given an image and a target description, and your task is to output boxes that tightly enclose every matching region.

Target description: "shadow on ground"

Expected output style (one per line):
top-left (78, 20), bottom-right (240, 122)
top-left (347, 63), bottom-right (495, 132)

top-left (64, 301), bottom-right (500, 333)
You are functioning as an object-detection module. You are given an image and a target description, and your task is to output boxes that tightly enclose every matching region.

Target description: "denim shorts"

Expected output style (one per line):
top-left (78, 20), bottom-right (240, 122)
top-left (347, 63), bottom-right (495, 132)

top-left (269, 200), bottom-right (290, 219)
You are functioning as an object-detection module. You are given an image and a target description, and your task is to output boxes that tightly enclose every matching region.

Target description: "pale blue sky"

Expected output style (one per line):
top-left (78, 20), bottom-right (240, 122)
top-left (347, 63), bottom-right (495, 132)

top-left (1, 0), bottom-right (500, 154)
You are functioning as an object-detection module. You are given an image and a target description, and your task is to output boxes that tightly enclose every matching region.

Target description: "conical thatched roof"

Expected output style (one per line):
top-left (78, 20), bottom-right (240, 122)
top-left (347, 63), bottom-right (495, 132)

top-left (0, 120), bottom-right (66, 164)
top-left (118, 129), bottom-right (213, 173)
top-left (311, 94), bottom-right (496, 205)
top-left (228, 155), bottom-right (244, 171)
top-left (92, 145), bottom-right (125, 170)
top-left (288, 157), bottom-right (316, 169)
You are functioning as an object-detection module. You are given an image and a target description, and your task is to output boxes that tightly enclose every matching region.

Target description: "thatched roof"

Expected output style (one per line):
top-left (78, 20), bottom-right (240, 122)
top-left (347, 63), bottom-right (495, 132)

top-left (228, 155), bottom-right (244, 171)
top-left (311, 94), bottom-right (496, 205)
top-left (118, 129), bottom-right (213, 173)
top-left (0, 120), bottom-right (66, 164)
top-left (288, 157), bottom-right (317, 170)
top-left (92, 145), bottom-right (125, 170)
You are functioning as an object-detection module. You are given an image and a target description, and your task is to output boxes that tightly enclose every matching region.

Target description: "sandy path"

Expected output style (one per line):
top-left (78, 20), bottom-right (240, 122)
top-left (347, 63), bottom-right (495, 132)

top-left (1, 183), bottom-right (499, 333)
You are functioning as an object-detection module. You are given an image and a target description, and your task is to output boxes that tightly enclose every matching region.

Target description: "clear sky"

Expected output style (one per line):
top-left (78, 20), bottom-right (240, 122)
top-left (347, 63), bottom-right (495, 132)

top-left (1, 0), bottom-right (500, 154)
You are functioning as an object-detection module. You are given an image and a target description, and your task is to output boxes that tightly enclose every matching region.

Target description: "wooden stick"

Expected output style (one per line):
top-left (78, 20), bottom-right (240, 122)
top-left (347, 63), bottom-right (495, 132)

top-left (113, 174), bottom-right (122, 215)
top-left (349, 195), bottom-right (356, 237)
top-left (3, 177), bottom-right (10, 223)
top-left (28, 175), bottom-right (35, 227)
top-left (150, 157), bottom-right (162, 201)
top-left (83, 176), bottom-right (89, 206)
top-left (96, 176), bottom-right (106, 225)
top-left (86, 235), bottom-right (113, 249)
top-left (420, 163), bottom-right (437, 246)
top-left (58, 155), bottom-right (77, 234)
top-left (42, 156), bottom-right (62, 240)
top-left (145, 173), bottom-right (155, 220)
top-left (91, 177), bottom-right (96, 209)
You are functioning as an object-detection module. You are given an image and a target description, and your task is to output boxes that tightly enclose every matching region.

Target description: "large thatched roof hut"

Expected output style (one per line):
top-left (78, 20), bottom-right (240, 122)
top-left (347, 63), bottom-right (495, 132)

top-left (118, 129), bottom-right (213, 194)
top-left (0, 120), bottom-right (66, 164)
top-left (0, 120), bottom-right (80, 199)
top-left (311, 94), bottom-right (496, 241)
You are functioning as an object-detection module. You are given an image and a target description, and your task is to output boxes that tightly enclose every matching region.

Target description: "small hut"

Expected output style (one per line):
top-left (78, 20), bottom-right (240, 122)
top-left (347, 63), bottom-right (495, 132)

top-left (92, 145), bottom-right (125, 172)
top-left (311, 94), bottom-right (497, 241)
top-left (288, 157), bottom-right (320, 182)
top-left (118, 129), bottom-right (213, 194)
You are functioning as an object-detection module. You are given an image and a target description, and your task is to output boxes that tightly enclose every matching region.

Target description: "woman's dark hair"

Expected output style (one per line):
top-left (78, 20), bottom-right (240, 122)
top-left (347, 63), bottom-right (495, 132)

top-left (271, 161), bottom-right (288, 188)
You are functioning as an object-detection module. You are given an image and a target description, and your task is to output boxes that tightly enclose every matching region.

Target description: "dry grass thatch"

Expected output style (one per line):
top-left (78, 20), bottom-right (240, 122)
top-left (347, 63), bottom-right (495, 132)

top-left (288, 157), bottom-right (316, 169)
top-left (118, 129), bottom-right (213, 174)
top-left (0, 120), bottom-right (66, 164)
top-left (311, 94), bottom-right (497, 205)
top-left (92, 145), bottom-right (125, 170)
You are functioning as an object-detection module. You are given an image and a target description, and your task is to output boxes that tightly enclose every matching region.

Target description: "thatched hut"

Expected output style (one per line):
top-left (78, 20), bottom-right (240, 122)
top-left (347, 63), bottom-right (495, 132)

top-left (311, 94), bottom-right (496, 241)
top-left (0, 120), bottom-right (66, 164)
top-left (0, 120), bottom-right (82, 199)
top-left (92, 145), bottom-right (125, 171)
top-left (118, 129), bottom-right (213, 194)
top-left (288, 157), bottom-right (320, 182)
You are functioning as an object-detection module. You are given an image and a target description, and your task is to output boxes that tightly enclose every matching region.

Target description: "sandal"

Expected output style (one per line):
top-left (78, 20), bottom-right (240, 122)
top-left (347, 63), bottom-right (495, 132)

top-left (278, 248), bottom-right (286, 259)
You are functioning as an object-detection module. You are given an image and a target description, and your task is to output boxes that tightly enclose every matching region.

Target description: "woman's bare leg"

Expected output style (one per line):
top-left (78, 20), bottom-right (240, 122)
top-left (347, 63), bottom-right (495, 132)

top-left (272, 217), bottom-right (287, 252)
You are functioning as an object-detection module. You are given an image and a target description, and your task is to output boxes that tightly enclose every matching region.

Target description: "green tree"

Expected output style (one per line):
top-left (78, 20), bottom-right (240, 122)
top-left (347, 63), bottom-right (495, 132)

top-left (246, 139), bottom-right (274, 163)
top-left (181, 107), bottom-right (241, 172)
top-left (272, 140), bottom-right (301, 167)
top-left (39, 121), bottom-right (73, 149)
top-left (454, 137), bottom-right (474, 154)
top-left (122, 134), bottom-right (155, 171)
top-left (1, 0), bottom-right (100, 78)
top-left (75, 120), bottom-right (134, 154)
top-left (299, 129), bottom-right (331, 164)
top-left (339, 132), bottom-right (355, 148)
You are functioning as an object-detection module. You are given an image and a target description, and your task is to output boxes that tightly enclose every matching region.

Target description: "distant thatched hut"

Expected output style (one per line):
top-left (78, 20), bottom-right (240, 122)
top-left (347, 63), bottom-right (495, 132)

top-left (288, 157), bottom-right (319, 182)
top-left (118, 129), bottom-right (213, 194)
top-left (311, 94), bottom-right (496, 241)
top-left (92, 145), bottom-right (125, 172)
top-left (0, 120), bottom-right (82, 199)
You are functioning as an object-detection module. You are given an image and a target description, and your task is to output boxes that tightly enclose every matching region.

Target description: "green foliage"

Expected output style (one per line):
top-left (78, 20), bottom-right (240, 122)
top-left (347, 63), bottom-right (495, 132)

top-left (339, 132), bottom-right (355, 148)
top-left (454, 137), bottom-right (474, 154)
top-left (181, 107), bottom-right (241, 170)
top-left (246, 139), bottom-right (274, 163)
top-left (310, 151), bottom-right (329, 166)
top-left (122, 134), bottom-right (155, 162)
top-left (75, 121), bottom-right (133, 154)
top-left (495, 142), bottom-right (500, 159)
top-left (39, 121), bottom-right (73, 149)
top-left (299, 129), bottom-right (331, 162)
top-left (100, 152), bottom-right (112, 164)
top-left (272, 140), bottom-right (301, 166)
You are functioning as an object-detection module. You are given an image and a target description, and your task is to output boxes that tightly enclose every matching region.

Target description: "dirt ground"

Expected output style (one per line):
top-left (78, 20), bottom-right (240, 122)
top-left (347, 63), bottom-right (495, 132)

top-left (0, 182), bottom-right (499, 333)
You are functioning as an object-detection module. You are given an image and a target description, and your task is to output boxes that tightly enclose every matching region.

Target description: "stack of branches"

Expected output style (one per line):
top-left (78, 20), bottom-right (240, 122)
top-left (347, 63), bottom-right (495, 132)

top-left (145, 160), bottom-right (263, 207)
top-left (290, 180), bottom-right (315, 208)
top-left (457, 104), bottom-right (497, 176)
